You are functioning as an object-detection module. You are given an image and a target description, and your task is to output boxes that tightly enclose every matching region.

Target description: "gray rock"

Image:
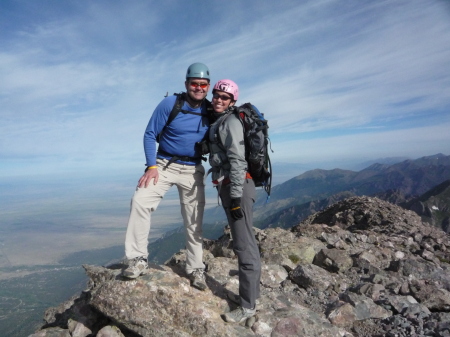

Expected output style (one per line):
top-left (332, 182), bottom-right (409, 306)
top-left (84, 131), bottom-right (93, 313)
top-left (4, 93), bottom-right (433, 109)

top-left (340, 292), bottom-right (392, 320)
top-left (313, 248), bottom-right (353, 273)
top-left (68, 318), bottom-right (92, 337)
top-left (260, 228), bottom-right (324, 269)
top-left (96, 326), bottom-right (125, 337)
top-left (354, 282), bottom-right (386, 301)
top-left (204, 256), bottom-right (237, 284)
top-left (89, 266), bottom-right (239, 337)
top-left (327, 302), bottom-right (358, 327)
top-left (257, 306), bottom-right (345, 337)
top-left (289, 263), bottom-right (337, 291)
top-left (410, 279), bottom-right (450, 311)
top-left (261, 264), bottom-right (289, 288)
top-left (385, 294), bottom-right (419, 314)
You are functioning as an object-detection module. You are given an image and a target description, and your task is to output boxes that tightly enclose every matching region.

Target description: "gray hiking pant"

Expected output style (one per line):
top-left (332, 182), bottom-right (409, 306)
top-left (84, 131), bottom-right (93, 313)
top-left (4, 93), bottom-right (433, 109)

top-left (219, 178), bottom-right (261, 309)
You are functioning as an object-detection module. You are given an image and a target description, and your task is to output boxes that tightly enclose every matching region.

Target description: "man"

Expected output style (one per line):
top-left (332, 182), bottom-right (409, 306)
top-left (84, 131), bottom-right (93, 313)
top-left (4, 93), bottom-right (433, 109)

top-left (122, 63), bottom-right (211, 290)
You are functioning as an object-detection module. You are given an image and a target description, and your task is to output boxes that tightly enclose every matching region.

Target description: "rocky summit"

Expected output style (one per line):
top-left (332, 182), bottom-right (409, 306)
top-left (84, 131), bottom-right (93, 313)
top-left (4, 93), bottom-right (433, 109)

top-left (30, 196), bottom-right (450, 337)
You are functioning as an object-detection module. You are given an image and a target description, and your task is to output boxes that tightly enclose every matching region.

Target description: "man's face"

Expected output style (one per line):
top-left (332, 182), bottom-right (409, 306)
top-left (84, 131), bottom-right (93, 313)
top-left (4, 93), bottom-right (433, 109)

top-left (185, 78), bottom-right (210, 102)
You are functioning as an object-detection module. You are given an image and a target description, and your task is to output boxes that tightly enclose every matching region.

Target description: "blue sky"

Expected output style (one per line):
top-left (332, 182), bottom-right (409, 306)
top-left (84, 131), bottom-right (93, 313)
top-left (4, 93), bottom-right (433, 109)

top-left (1, 0), bottom-right (450, 179)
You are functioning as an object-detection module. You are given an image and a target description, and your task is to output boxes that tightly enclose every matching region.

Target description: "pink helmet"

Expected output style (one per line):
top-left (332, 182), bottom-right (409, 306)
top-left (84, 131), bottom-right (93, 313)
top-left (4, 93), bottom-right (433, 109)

top-left (213, 79), bottom-right (239, 101)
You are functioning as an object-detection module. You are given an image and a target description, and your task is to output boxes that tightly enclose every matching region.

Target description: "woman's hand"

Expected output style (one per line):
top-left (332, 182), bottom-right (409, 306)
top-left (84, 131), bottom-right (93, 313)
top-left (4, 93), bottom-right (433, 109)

top-left (230, 197), bottom-right (244, 220)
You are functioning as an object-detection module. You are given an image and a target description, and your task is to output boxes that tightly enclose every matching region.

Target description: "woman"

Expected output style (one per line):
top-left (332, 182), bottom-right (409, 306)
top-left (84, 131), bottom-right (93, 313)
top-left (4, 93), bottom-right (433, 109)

top-left (208, 79), bottom-right (261, 323)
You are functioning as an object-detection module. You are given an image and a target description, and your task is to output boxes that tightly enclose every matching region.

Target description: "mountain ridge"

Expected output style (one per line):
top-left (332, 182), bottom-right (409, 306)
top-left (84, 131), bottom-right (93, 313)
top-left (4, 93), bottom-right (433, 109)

top-left (403, 179), bottom-right (450, 231)
top-left (253, 153), bottom-right (450, 218)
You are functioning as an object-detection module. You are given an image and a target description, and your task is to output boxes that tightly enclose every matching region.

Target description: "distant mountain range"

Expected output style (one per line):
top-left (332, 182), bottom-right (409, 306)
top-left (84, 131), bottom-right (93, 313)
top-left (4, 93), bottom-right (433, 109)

top-left (351, 156), bottom-right (410, 171)
top-left (271, 153), bottom-right (449, 199)
top-left (254, 153), bottom-right (450, 217)
top-left (149, 153), bottom-right (450, 264)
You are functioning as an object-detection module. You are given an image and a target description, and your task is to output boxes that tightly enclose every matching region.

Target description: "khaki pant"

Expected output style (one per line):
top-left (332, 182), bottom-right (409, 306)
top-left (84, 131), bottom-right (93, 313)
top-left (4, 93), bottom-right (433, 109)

top-left (125, 158), bottom-right (205, 274)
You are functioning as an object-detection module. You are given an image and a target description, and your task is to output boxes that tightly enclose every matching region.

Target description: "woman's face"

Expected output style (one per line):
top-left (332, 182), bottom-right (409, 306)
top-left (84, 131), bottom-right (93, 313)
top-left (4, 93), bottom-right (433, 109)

top-left (212, 90), bottom-right (234, 113)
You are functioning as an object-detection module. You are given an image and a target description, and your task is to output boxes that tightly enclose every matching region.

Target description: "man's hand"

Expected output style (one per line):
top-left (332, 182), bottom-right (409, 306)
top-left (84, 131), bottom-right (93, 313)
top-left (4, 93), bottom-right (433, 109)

top-left (230, 197), bottom-right (244, 221)
top-left (138, 167), bottom-right (159, 188)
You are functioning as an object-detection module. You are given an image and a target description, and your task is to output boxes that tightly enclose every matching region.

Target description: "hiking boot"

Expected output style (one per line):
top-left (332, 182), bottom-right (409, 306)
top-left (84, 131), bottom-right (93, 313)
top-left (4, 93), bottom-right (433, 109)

top-left (122, 256), bottom-right (148, 279)
top-left (227, 292), bottom-right (260, 308)
top-left (222, 306), bottom-right (256, 323)
top-left (188, 269), bottom-right (207, 290)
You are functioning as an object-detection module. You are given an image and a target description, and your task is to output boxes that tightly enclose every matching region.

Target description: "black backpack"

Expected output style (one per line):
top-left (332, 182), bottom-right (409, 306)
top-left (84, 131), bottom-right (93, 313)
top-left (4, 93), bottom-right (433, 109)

top-left (157, 92), bottom-right (213, 142)
top-left (237, 103), bottom-right (273, 198)
top-left (215, 103), bottom-right (273, 198)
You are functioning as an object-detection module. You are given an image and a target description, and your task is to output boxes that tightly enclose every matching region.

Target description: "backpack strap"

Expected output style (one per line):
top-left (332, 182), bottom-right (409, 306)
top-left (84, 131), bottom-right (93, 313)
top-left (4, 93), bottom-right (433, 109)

top-left (238, 104), bottom-right (268, 134)
top-left (157, 92), bottom-right (213, 142)
top-left (213, 107), bottom-right (244, 151)
top-left (167, 92), bottom-right (185, 125)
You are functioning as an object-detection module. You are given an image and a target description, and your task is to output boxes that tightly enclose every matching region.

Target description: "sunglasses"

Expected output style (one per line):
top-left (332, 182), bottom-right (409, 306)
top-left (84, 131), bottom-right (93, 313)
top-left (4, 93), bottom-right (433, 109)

top-left (189, 82), bottom-right (209, 89)
top-left (213, 93), bottom-right (232, 101)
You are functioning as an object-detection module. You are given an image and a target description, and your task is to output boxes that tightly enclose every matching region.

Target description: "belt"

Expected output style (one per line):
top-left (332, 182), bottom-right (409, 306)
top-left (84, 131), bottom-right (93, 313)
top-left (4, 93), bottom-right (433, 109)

top-left (213, 172), bottom-right (252, 186)
top-left (158, 150), bottom-right (204, 168)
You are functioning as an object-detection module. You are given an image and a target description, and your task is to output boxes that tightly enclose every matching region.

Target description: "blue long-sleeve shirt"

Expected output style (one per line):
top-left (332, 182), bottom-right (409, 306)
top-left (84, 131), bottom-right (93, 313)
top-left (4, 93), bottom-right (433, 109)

top-left (143, 95), bottom-right (210, 167)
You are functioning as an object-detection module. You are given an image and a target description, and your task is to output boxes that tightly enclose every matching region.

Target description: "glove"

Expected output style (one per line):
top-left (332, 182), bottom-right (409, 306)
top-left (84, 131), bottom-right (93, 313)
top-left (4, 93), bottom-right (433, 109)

top-left (230, 197), bottom-right (244, 221)
top-left (195, 139), bottom-right (210, 155)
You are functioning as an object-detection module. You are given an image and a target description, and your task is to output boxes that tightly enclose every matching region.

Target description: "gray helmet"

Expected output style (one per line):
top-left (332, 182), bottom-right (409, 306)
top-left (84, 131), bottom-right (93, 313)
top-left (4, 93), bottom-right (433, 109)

top-left (186, 63), bottom-right (210, 81)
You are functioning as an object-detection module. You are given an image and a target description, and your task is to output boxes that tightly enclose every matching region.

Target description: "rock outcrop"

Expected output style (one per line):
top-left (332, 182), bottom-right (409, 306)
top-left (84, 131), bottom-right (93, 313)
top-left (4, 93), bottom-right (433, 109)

top-left (30, 197), bottom-right (450, 337)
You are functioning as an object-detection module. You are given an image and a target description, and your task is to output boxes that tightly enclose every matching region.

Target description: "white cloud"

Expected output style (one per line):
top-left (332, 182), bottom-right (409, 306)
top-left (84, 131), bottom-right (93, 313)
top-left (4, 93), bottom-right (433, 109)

top-left (1, 0), bottom-right (450, 176)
